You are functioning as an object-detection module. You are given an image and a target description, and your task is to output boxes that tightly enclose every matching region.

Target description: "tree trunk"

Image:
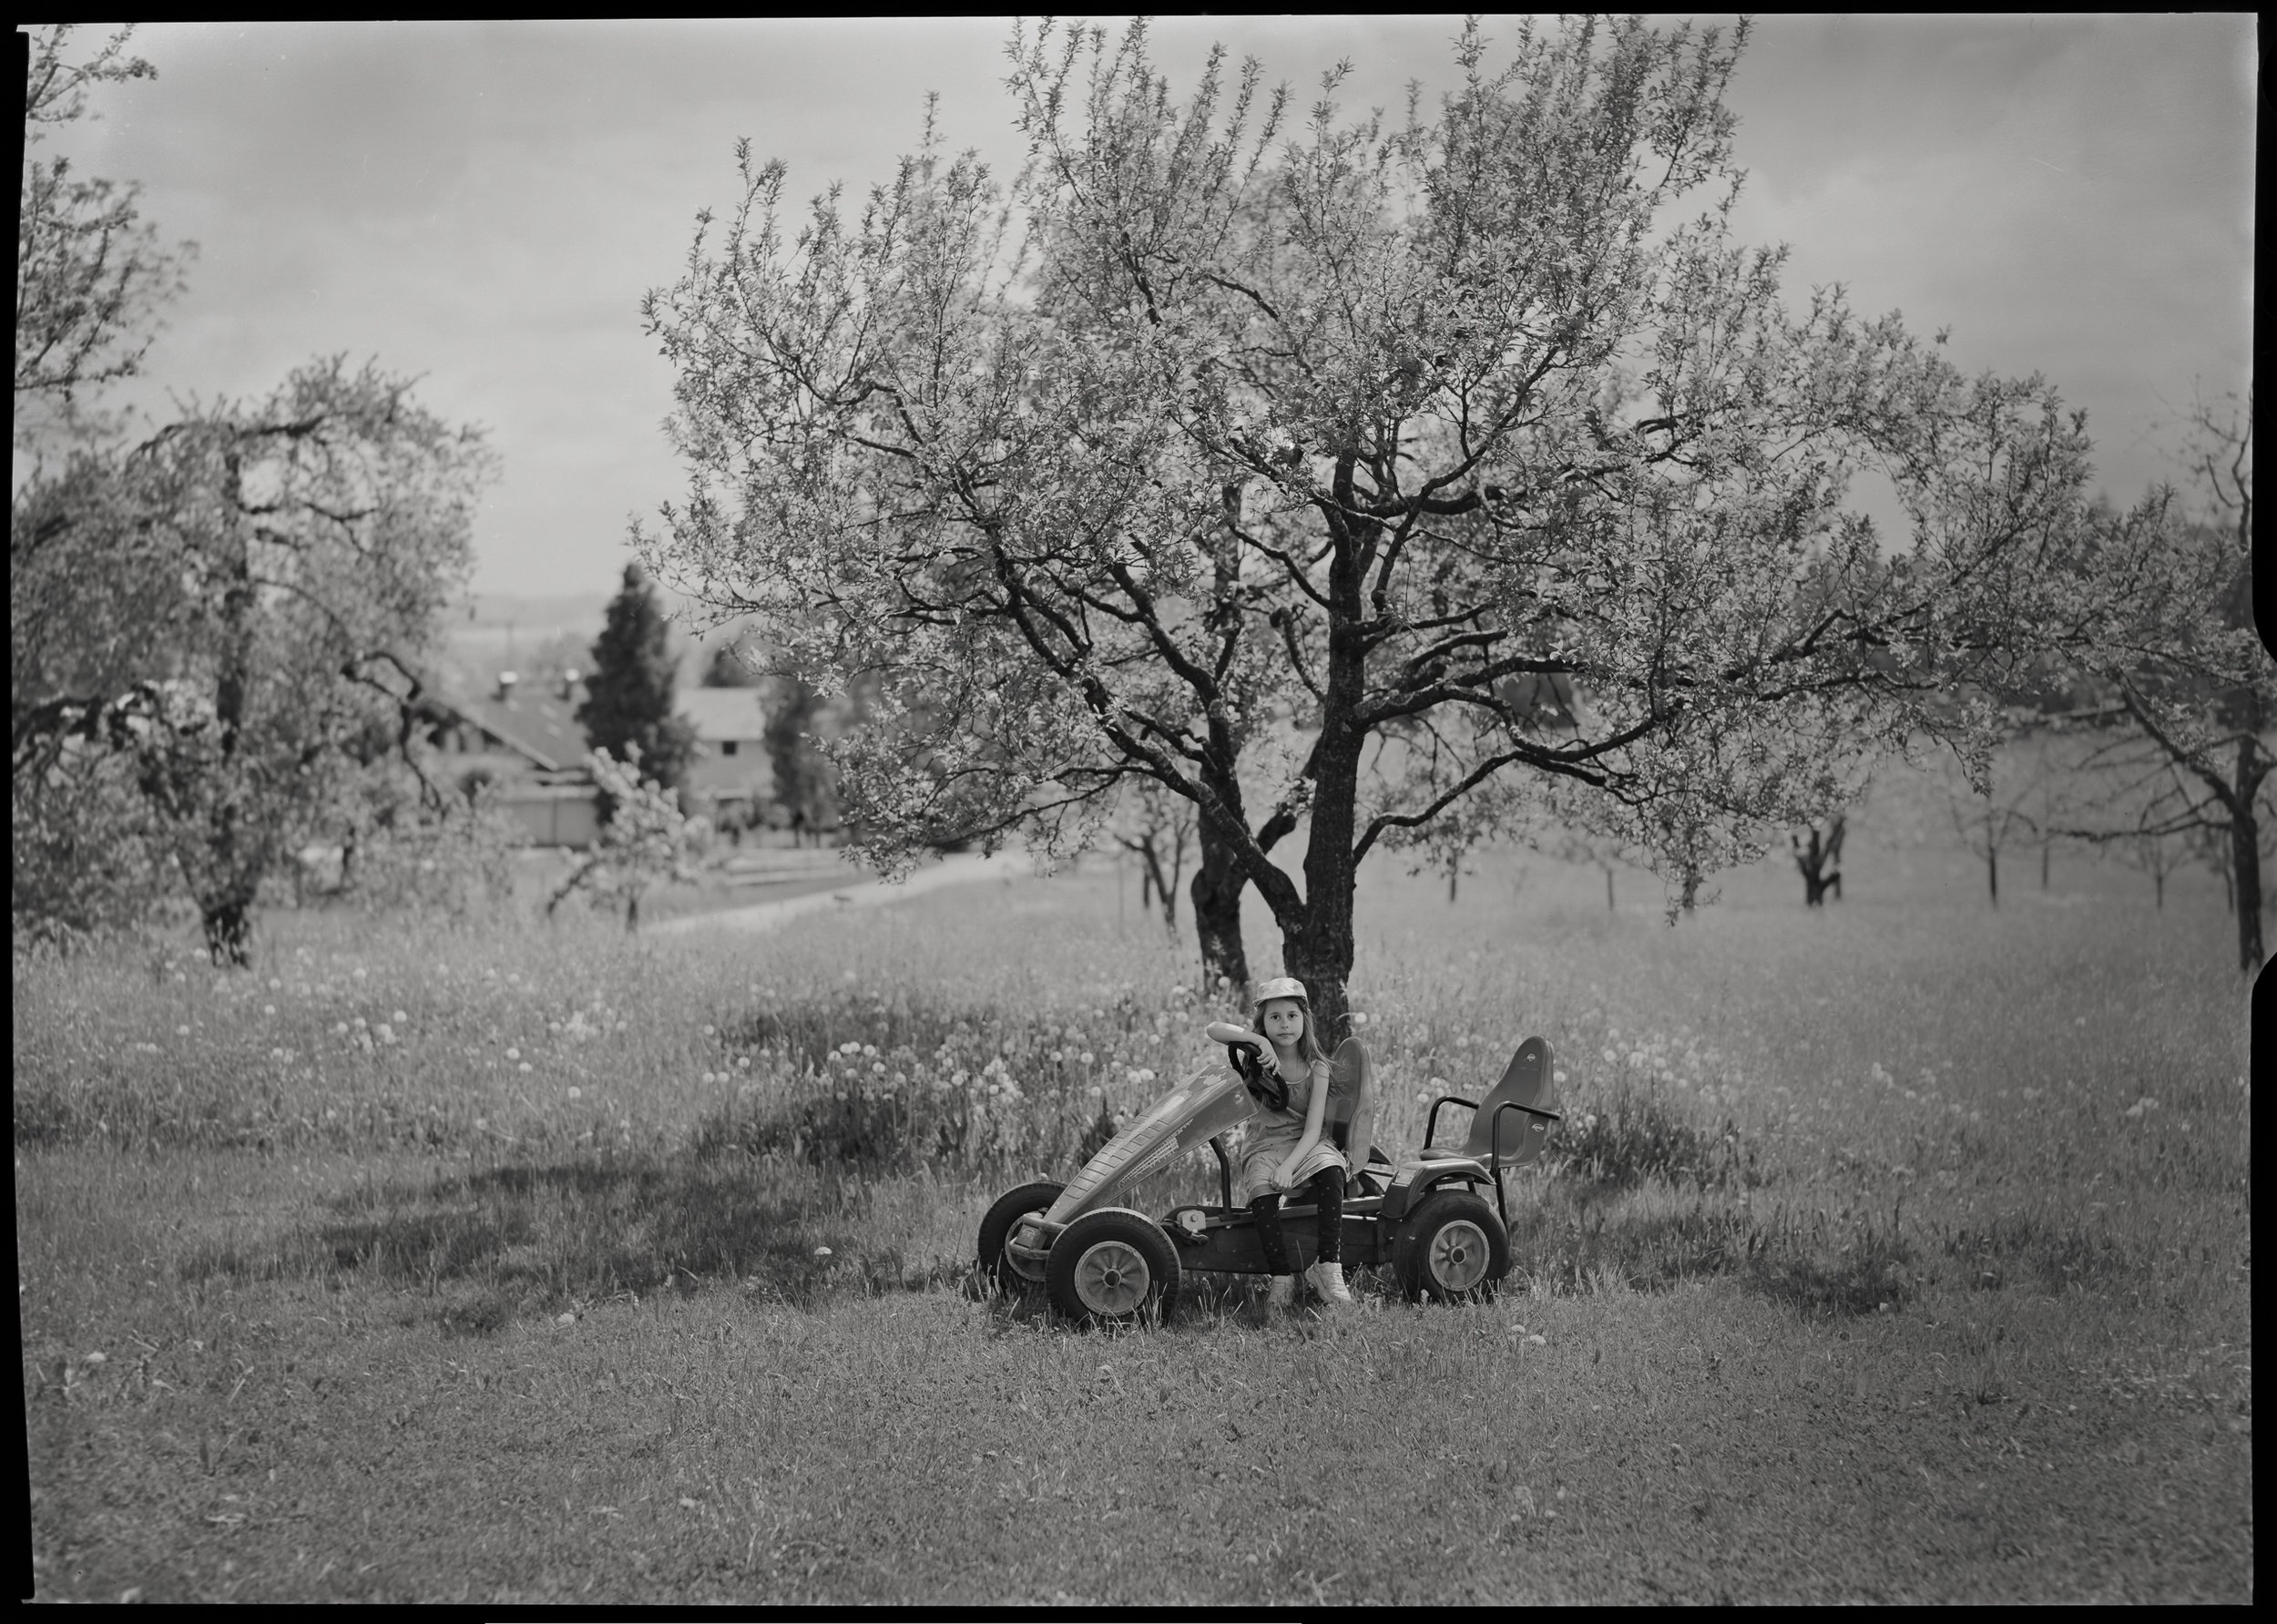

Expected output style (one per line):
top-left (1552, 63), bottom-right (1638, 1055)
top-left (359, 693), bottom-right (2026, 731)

top-left (2041, 839), bottom-right (2050, 890)
top-left (1279, 595), bottom-right (1369, 1044)
top-left (201, 446), bottom-right (268, 968)
top-left (1679, 864), bottom-right (1700, 914)
top-left (201, 885), bottom-right (256, 967)
top-left (1605, 864), bottom-right (1615, 911)
top-left (1131, 834), bottom-right (1177, 931)
top-left (1447, 856), bottom-right (1458, 904)
top-left (2232, 740), bottom-right (2264, 972)
top-left (625, 888), bottom-right (641, 933)
top-left (1987, 842), bottom-right (1999, 909)
top-left (1794, 816), bottom-right (1843, 906)
top-left (2154, 871), bottom-right (2165, 910)
top-left (1188, 824), bottom-right (1251, 997)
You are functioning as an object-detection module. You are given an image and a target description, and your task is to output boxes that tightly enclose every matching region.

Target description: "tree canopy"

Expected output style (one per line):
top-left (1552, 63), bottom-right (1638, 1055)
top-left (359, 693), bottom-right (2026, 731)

top-left (2018, 392), bottom-right (2268, 968)
top-left (15, 25), bottom-right (193, 447)
top-left (640, 16), bottom-right (2121, 1024)
top-left (13, 359), bottom-right (496, 959)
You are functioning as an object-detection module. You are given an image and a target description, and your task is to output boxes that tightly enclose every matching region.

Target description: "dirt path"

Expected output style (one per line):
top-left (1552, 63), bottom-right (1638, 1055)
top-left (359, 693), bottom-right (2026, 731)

top-left (647, 851), bottom-right (1021, 936)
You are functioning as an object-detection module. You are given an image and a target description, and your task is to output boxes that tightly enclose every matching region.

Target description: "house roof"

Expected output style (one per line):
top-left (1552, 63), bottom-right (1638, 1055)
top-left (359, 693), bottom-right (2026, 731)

top-left (434, 679), bottom-right (587, 771)
top-left (429, 673), bottom-right (769, 767)
top-left (678, 686), bottom-right (769, 743)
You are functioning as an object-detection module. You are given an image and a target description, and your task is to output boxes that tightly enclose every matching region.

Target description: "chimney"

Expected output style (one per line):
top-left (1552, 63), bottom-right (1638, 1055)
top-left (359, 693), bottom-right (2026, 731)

top-left (560, 668), bottom-right (580, 700)
top-left (495, 670), bottom-right (517, 702)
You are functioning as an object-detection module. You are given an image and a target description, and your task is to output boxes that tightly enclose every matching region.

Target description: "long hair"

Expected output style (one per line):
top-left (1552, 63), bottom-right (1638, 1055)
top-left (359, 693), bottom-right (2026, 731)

top-left (1251, 992), bottom-right (1328, 1071)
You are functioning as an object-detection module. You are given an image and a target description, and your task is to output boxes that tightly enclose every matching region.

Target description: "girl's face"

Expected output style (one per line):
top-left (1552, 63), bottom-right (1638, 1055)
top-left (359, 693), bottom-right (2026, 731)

top-left (1258, 998), bottom-right (1307, 1049)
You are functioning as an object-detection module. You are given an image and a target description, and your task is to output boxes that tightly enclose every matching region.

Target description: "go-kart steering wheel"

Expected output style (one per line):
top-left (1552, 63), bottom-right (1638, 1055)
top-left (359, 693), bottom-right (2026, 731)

top-left (1229, 1041), bottom-right (1291, 1112)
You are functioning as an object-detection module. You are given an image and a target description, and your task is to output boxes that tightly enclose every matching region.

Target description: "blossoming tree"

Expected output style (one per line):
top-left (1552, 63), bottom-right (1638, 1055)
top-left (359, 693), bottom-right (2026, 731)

top-left (2021, 392), bottom-right (2268, 969)
top-left (13, 360), bottom-right (495, 961)
top-left (546, 746), bottom-right (706, 932)
top-left (640, 17), bottom-right (2104, 1027)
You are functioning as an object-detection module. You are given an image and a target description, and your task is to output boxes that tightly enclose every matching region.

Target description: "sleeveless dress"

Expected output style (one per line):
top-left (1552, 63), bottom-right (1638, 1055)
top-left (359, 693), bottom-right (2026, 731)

top-left (1235, 1053), bottom-right (1347, 1202)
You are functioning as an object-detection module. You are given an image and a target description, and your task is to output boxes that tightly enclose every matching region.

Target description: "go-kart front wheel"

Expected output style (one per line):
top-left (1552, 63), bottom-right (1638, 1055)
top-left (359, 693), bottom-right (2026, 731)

top-left (1395, 1188), bottom-right (1509, 1303)
top-left (976, 1180), bottom-right (1064, 1297)
top-left (1046, 1209), bottom-right (1180, 1326)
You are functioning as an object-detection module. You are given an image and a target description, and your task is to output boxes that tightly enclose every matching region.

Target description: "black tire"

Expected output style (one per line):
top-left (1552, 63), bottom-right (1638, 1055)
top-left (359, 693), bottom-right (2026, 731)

top-left (1394, 1187), bottom-right (1509, 1304)
top-left (976, 1180), bottom-right (1064, 1296)
top-left (1046, 1208), bottom-right (1181, 1326)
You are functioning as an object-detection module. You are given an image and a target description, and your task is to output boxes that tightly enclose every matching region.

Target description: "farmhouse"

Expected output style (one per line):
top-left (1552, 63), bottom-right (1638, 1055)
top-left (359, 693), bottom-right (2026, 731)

top-left (418, 670), bottom-right (777, 845)
top-left (424, 669), bottom-right (602, 848)
top-left (676, 686), bottom-right (775, 827)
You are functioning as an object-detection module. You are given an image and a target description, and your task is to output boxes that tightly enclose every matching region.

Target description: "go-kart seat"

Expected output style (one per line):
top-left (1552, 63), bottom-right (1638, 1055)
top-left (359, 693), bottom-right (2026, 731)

top-left (1322, 1037), bottom-right (1383, 1193)
top-left (1418, 1037), bottom-right (1560, 1171)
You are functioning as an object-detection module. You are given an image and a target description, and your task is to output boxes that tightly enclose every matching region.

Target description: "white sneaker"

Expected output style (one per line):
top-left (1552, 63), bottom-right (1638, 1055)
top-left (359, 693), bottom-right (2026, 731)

top-left (1264, 1274), bottom-right (1296, 1310)
top-left (1304, 1261), bottom-right (1354, 1307)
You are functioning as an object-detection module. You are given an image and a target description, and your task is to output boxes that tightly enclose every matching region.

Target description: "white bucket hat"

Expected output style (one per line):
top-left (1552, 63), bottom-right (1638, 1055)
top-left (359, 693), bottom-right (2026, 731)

top-left (1251, 975), bottom-right (1309, 1008)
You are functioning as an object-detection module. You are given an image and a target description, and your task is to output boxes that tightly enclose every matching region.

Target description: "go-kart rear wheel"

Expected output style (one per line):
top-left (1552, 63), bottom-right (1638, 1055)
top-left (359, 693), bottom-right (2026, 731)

top-left (1046, 1208), bottom-right (1180, 1326)
top-left (976, 1180), bottom-right (1064, 1297)
top-left (1395, 1188), bottom-right (1509, 1304)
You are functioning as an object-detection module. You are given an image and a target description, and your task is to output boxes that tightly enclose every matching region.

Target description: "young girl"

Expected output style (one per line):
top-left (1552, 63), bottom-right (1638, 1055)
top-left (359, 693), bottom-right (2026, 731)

top-left (1205, 976), bottom-right (1355, 1310)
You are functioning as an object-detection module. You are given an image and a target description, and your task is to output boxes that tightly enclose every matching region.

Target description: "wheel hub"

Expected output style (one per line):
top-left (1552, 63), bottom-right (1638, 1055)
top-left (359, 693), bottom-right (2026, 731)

top-left (1073, 1239), bottom-right (1151, 1315)
top-left (1429, 1219), bottom-right (1491, 1292)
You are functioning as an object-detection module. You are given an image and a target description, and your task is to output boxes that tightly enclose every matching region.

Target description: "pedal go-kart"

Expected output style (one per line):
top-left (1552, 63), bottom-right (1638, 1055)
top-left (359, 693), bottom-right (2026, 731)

top-left (976, 1029), bottom-right (1560, 1323)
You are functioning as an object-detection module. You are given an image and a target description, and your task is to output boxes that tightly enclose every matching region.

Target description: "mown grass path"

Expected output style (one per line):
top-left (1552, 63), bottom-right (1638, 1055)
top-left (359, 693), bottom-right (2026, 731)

top-left (20, 1210), bottom-right (2249, 1605)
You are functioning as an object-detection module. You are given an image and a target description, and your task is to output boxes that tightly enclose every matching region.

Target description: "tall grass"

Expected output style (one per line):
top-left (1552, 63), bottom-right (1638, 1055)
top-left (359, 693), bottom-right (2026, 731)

top-left (14, 827), bottom-right (2251, 1336)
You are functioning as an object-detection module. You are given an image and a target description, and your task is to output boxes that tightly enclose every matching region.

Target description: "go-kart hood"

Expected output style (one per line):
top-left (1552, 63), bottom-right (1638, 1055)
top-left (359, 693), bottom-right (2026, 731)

top-left (1044, 1066), bottom-right (1258, 1226)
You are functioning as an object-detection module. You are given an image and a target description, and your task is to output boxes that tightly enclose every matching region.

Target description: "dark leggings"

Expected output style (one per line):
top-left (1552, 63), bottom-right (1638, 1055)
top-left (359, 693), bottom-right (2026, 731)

top-left (1251, 1166), bottom-right (1343, 1273)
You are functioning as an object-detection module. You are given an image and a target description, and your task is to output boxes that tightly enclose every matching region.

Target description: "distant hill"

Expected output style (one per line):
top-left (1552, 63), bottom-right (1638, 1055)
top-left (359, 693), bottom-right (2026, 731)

top-left (443, 585), bottom-right (760, 694)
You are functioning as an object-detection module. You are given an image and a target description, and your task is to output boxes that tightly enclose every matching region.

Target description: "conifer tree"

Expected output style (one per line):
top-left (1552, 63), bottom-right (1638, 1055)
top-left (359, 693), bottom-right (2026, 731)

top-left (577, 563), bottom-right (695, 808)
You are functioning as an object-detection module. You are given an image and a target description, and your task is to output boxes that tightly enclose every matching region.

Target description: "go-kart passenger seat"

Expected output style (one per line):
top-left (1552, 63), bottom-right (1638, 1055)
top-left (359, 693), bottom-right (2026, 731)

top-left (1322, 1037), bottom-right (1378, 1191)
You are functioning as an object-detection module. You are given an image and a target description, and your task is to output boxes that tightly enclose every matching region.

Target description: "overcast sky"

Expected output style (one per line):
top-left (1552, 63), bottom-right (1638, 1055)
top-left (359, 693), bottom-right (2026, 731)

top-left (33, 15), bottom-right (2258, 599)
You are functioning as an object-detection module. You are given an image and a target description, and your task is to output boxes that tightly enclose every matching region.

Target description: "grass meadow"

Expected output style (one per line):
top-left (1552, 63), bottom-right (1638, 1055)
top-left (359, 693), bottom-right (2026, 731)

top-left (16, 812), bottom-right (2255, 1604)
